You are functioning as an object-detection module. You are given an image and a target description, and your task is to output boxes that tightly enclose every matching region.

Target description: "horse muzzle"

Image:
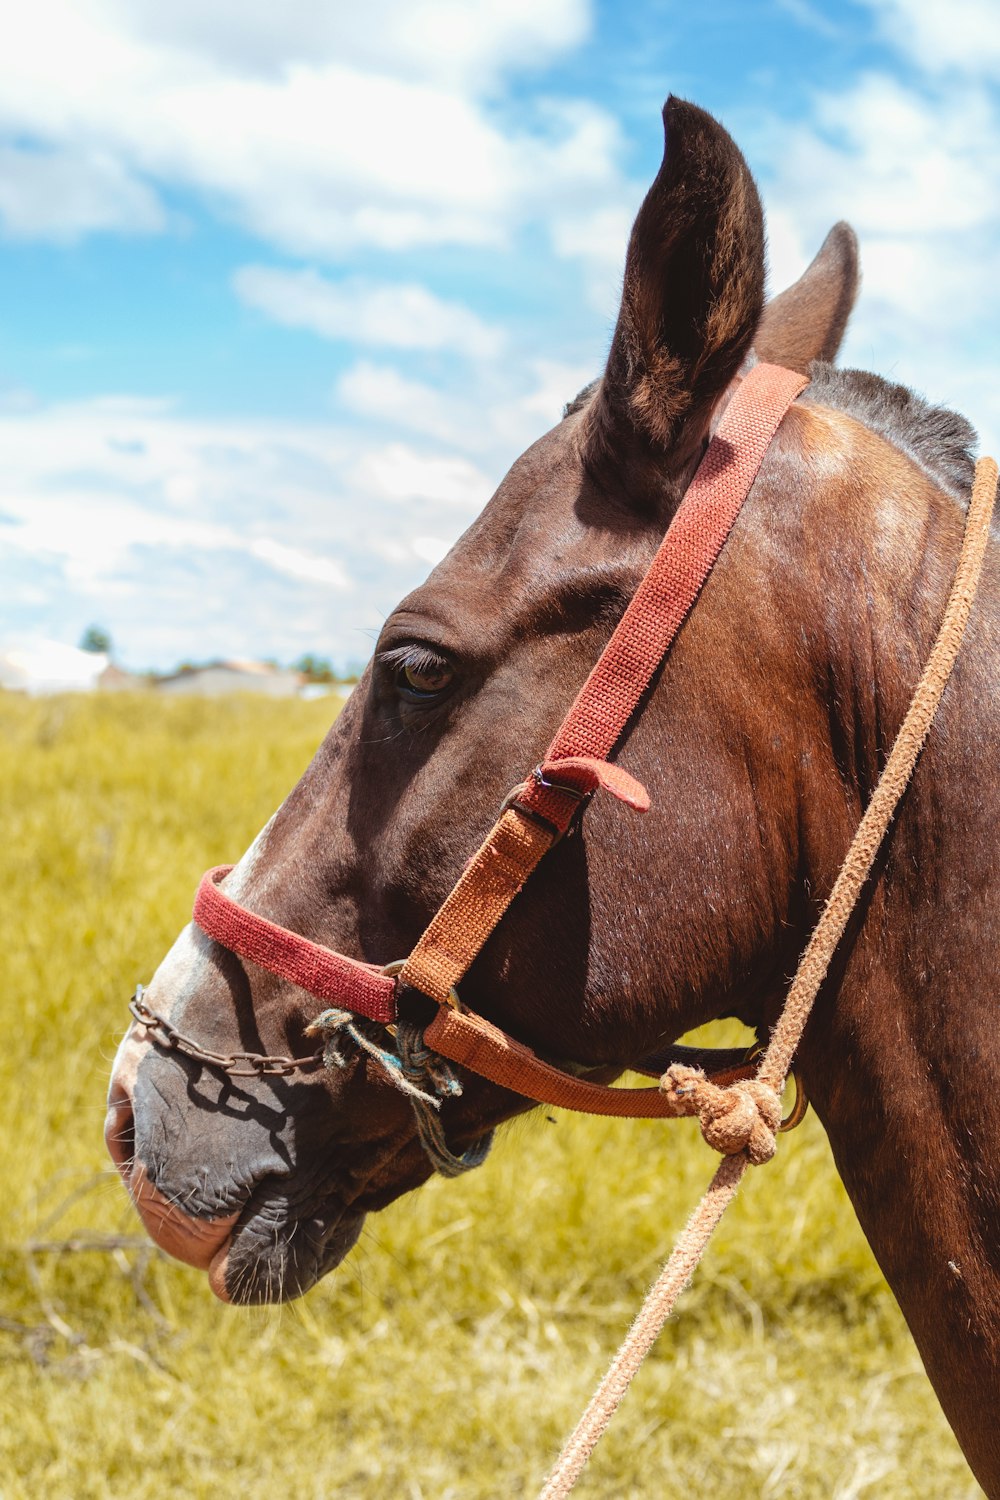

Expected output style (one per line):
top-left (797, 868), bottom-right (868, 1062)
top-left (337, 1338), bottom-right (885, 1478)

top-left (105, 1031), bottom-right (240, 1277)
top-left (105, 1013), bottom-right (377, 1303)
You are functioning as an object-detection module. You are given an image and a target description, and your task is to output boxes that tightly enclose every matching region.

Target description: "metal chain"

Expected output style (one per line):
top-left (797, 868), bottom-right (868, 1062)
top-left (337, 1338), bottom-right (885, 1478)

top-left (128, 989), bottom-right (325, 1078)
top-left (127, 988), bottom-right (492, 1176)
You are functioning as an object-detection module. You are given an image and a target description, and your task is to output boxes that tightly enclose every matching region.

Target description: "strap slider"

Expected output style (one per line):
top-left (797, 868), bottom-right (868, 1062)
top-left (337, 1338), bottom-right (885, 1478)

top-left (532, 764), bottom-right (590, 800)
top-left (383, 958), bottom-right (464, 1012)
top-left (537, 757), bottom-right (650, 813)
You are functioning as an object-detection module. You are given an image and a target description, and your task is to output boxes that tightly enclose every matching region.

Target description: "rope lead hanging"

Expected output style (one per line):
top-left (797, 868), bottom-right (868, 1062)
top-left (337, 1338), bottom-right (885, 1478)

top-left (398, 1021), bottom-right (493, 1178)
top-left (539, 452), bottom-right (999, 1500)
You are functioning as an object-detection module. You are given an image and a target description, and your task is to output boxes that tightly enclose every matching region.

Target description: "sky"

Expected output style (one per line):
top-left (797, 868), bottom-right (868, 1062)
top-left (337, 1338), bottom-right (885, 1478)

top-left (1, 0), bottom-right (997, 673)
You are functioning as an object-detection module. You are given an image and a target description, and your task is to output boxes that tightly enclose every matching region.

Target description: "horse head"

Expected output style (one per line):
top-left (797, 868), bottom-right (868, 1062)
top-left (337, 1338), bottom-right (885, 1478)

top-left (106, 93), bottom-right (989, 1397)
top-left (104, 96), bottom-right (871, 1298)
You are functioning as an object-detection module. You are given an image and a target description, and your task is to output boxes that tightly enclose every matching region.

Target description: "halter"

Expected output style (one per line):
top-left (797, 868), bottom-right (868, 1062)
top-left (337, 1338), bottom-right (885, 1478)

top-left (133, 363), bottom-right (810, 1150)
top-left (125, 357), bottom-right (1000, 1495)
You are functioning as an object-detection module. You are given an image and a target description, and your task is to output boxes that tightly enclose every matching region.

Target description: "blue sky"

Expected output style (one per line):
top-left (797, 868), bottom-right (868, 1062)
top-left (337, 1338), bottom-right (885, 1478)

top-left (1, 0), bottom-right (997, 671)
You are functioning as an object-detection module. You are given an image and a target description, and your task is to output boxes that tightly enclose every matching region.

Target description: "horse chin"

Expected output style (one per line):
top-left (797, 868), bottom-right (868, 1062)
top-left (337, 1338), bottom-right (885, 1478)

top-left (206, 1196), bottom-right (366, 1305)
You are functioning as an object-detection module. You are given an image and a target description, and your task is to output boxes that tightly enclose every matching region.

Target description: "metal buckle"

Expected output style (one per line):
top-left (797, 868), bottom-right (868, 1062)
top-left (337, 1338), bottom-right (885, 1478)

top-left (497, 767), bottom-right (590, 841)
top-left (495, 783), bottom-right (566, 844)
top-left (382, 959), bottom-right (463, 1012)
top-left (530, 764), bottom-right (589, 800)
top-left (498, 780), bottom-right (530, 816)
top-left (744, 1044), bottom-right (809, 1133)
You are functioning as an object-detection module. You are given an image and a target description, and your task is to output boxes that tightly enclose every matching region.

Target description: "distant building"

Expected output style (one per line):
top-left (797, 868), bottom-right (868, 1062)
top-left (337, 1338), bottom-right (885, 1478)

top-left (0, 640), bottom-right (142, 695)
top-left (155, 659), bottom-right (304, 698)
top-left (97, 662), bottom-right (147, 692)
top-left (300, 680), bottom-right (353, 701)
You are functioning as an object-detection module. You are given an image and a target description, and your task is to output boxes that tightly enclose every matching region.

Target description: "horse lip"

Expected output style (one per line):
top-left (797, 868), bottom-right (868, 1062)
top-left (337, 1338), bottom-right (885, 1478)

top-left (125, 1160), bottom-right (239, 1271)
top-left (208, 1243), bottom-right (233, 1302)
top-left (206, 1191), bottom-right (366, 1304)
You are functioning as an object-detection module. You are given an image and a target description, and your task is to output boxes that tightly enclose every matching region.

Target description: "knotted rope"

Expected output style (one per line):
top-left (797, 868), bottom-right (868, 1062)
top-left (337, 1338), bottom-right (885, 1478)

top-left (307, 1009), bottom-right (492, 1177)
top-left (539, 453), bottom-right (999, 1499)
top-left (397, 1021), bottom-right (494, 1177)
top-left (660, 1065), bottom-right (782, 1164)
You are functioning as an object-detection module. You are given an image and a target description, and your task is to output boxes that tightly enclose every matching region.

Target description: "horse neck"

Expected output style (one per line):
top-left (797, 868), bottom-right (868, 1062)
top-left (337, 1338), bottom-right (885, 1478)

top-left (789, 411), bottom-right (1000, 1489)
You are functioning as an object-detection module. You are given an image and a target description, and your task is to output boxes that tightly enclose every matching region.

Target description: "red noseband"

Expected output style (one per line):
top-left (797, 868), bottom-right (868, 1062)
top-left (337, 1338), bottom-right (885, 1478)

top-left (194, 866), bottom-right (398, 1023)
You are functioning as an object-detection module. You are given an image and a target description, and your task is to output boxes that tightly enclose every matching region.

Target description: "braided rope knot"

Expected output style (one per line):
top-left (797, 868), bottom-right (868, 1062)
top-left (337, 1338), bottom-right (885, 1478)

top-left (659, 1064), bottom-right (782, 1165)
top-left (306, 1008), bottom-right (492, 1177)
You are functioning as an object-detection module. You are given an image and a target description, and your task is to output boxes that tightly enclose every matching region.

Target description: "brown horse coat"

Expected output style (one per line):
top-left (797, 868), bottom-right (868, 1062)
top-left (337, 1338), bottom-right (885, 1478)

top-left (106, 98), bottom-right (1000, 1494)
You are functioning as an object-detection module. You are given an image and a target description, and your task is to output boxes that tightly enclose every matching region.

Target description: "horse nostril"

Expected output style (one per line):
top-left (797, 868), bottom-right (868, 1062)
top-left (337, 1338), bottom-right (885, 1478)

top-left (105, 1076), bottom-right (136, 1184)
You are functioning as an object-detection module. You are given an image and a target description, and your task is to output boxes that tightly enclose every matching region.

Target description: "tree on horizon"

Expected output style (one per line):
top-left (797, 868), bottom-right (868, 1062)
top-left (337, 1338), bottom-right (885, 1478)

top-left (79, 625), bottom-right (112, 656)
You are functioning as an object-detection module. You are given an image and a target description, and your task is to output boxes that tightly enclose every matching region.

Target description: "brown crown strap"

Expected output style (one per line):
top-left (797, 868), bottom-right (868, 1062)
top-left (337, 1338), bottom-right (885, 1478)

top-left (400, 808), bottom-right (556, 1005)
top-left (401, 363), bottom-right (808, 1006)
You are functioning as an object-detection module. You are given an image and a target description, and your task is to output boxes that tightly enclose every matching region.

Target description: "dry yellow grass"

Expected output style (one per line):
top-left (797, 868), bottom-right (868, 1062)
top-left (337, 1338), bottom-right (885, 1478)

top-left (0, 693), bottom-right (982, 1497)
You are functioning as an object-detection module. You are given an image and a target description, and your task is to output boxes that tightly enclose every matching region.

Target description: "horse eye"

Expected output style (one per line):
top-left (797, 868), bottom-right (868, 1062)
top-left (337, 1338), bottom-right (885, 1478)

top-left (397, 651), bottom-right (454, 699)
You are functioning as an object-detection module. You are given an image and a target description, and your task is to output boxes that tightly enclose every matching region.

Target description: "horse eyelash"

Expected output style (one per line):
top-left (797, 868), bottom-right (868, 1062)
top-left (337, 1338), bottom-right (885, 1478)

top-left (377, 643), bottom-right (453, 675)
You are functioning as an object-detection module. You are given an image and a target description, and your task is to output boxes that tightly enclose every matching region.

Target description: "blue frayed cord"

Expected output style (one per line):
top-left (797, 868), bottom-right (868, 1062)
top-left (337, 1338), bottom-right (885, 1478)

top-left (306, 1008), bottom-right (492, 1178)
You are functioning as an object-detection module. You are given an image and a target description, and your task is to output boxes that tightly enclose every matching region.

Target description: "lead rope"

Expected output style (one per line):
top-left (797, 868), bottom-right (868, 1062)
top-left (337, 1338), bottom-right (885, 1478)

top-left (539, 454), bottom-right (999, 1500)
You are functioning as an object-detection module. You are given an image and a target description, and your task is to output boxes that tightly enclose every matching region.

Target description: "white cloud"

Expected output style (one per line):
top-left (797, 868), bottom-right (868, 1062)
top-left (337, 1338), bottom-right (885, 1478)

top-left (336, 356), bottom-right (598, 456)
top-left (411, 535), bottom-right (452, 565)
top-left (0, 142), bottom-right (163, 240)
top-left (246, 538), bottom-right (350, 589)
top-left (5, 0), bottom-right (996, 681)
top-left (774, 0), bottom-right (841, 39)
top-left (806, 75), bottom-right (998, 237)
top-left (351, 443), bottom-right (492, 508)
top-left (2, 476), bottom-right (350, 594)
top-left (0, 0), bottom-right (623, 261)
top-left (861, 0), bottom-right (1000, 77)
top-left (235, 267), bottom-right (504, 359)
top-left (765, 73), bottom-right (999, 249)
top-left (0, 393), bottom-right (500, 669)
top-left (549, 201), bottom-right (631, 314)
top-left (759, 68), bottom-right (1000, 453)
top-left (0, 335), bottom-right (602, 672)
top-left (122, 0), bottom-right (590, 89)
top-left (337, 362), bottom-right (466, 444)
top-left (514, 358), bottom-right (596, 426)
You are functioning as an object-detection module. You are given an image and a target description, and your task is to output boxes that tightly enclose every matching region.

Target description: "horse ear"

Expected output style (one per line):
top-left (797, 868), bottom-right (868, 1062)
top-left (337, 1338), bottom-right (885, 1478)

top-left (587, 97), bottom-right (765, 478)
top-left (755, 222), bottom-right (859, 373)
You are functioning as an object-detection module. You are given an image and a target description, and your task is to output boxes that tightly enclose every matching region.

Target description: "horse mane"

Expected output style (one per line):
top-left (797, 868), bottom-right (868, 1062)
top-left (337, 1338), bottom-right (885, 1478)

top-left (563, 362), bottom-right (978, 499)
top-left (804, 361), bottom-right (977, 499)
top-left (563, 381), bottom-right (599, 419)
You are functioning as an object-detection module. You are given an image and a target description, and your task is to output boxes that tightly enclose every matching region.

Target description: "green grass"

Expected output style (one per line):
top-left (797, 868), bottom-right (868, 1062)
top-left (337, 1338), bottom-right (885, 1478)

top-left (0, 693), bottom-right (981, 1498)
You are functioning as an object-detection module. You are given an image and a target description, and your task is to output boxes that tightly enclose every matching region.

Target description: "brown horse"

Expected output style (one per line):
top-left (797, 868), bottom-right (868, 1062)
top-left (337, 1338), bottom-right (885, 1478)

top-left (105, 99), bottom-right (1000, 1493)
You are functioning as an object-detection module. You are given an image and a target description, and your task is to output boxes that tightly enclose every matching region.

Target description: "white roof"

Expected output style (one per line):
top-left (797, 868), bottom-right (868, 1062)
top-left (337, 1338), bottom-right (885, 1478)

top-left (0, 639), bottom-right (110, 695)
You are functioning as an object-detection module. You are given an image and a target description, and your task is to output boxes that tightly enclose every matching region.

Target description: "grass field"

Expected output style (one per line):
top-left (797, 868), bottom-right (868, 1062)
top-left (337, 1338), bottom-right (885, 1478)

top-left (0, 692), bottom-right (982, 1498)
